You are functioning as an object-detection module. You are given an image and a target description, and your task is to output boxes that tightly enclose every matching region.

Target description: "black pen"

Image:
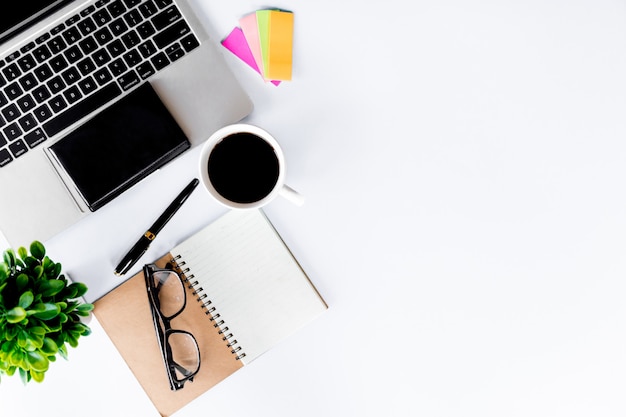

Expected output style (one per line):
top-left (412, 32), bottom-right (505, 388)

top-left (114, 178), bottom-right (200, 276)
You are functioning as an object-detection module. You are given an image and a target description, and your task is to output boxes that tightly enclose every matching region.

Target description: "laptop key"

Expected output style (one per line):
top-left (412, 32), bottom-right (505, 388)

top-left (50, 55), bottom-right (69, 72)
top-left (43, 82), bottom-right (122, 137)
top-left (62, 27), bottom-right (82, 45)
top-left (79, 36), bottom-right (99, 54)
top-left (124, 9), bottom-right (143, 27)
top-left (64, 45), bottom-right (84, 64)
top-left (4, 82), bottom-right (23, 100)
top-left (2, 104), bottom-right (20, 122)
top-left (24, 128), bottom-right (47, 149)
top-left (18, 114), bottom-right (37, 132)
top-left (77, 57), bottom-right (96, 76)
top-left (34, 63), bottom-right (54, 82)
top-left (77, 17), bottom-right (97, 36)
top-left (93, 9), bottom-right (113, 26)
top-left (19, 73), bottom-right (38, 91)
top-left (107, 0), bottom-right (127, 18)
top-left (49, 95), bottom-right (68, 113)
top-left (118, 70), bottom-right (139, 90)
top-left (0, 148), bottom-right (11, 167)
top-left (136, 62), bottom-right (155, 79)
top-left (17, 55), bottom-right (36, 72)
top-left (47, 36), bottom-right (67, 54)
top-left (152, 6), bottom-right (181, 31)
top-left (33, 85), bottom-right (52, 103)
top-left (2, 63), bottom-right (21, 82)
top-left (78, 76), bottom-right (98, 95)
top-left (63, 86), bottom-right (83, 104)
top-left (8, 139), bottom-right (27, 158)
top-left (94, 68), bottom-right (113, 85)
top-left (166, 44), bottom-right (184, 62)
top-left (47, 76), bottom-right (66, 94)
top-left (122, 30), bottom-right (141, 48)
top-left (150, 52), bottom-right (169, 70)
top-left (181, 34), bottom-right (199, 52)
top-left (16, 94), bottom-right (36, 112)
top-left (34, 104), bottom-right (53, 122)
top-left (153, 20), bottom-right (190, 49)
top-left (139, 0), bottom-right (158, 18)
top-left (32, 45), bottom-right (52, 63)
top-left (4, 123), bottom-right (23, 142)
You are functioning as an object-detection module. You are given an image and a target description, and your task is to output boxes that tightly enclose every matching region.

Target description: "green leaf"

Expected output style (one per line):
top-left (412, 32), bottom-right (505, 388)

top-left (3, 250), bottom-right (15, 268)
top-left (19, 367), bottom-right (29, 385)
top-left (30, 370), bottom-right (44, 383)
top-left (17, 247), bottom-right (27, 261)
top-left (75, 303), bottom-right (94, 316)
top-left (31, 303), bottom-right (60, 320)
top-left (30, 241), bottom-right (45, 260)
top-left (0, 264), bottom-right (7, 281)
top-left (18, 291), bottom-right (34, 309)
top-left (16, 274), bottom-right (28, 291)
top-left (25, 350), bottom-right (49, 372)
top-left (6, 307), bottom-right (27, 323)
top-left (24, 256), bottom-right (39, 270)
top-left (40, 337), bottom-right (58, 355)
top-left (58, 343), bottom-right (68, 360)
top-left (69, 282), bottom-right (88, 298)
top-left (39, 279), bottom-right (65, 297)
top-left (28, 326), bottom-right (46, 336)
top-left (34, 265), bottom-right (44, 280)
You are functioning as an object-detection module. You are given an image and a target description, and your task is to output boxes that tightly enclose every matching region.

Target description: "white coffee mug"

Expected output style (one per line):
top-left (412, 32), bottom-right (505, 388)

top-left (198, 124), bottom-right (304, 209)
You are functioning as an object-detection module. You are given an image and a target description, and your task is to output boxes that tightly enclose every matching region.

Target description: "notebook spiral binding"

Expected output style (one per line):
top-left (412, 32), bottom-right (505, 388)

top-left (171, 255), bottom-right (247, 360)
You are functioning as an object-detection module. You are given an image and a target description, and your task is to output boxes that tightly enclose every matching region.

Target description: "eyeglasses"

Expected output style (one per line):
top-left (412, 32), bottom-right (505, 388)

top-left (143, 263), bottom-right (200, 391)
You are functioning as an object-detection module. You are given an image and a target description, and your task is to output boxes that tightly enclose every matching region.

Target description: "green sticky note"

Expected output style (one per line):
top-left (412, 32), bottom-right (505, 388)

top-left (256, 10), bottom-right (272, 79)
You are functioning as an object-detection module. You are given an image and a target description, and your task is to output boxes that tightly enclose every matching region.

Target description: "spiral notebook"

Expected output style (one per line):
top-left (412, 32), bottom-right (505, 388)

top-left (93, 209), bottom-right (327, 417)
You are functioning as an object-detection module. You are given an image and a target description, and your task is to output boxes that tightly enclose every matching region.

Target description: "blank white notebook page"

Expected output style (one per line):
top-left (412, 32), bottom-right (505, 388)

top-left (171, 209), bottom-right (327, 365)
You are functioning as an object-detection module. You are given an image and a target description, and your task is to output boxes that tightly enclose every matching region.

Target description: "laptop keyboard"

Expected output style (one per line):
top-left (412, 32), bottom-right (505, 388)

top-left (0, 0), bottom-right (199, 168)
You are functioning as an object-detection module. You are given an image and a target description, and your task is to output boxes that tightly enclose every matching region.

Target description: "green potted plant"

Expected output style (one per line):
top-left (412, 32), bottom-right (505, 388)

top-left (0, 241), bottom-right (93, 384)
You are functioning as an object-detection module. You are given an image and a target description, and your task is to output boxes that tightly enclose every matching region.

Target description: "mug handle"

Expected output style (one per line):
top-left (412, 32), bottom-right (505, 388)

top-left (279, 184), bottom-right (305, 206)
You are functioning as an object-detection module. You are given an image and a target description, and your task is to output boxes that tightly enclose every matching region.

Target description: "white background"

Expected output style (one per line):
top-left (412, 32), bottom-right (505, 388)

top-left (2, 0), bottom-right (626, 416)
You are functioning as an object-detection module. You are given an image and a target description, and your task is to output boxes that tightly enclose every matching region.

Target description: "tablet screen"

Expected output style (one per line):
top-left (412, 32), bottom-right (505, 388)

top-left (49, 83), bottom-right (191, 211)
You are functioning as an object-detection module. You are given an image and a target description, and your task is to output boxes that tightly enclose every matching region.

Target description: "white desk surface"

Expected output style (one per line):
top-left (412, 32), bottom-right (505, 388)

top-left (2, 1), bottom-right (626, 416)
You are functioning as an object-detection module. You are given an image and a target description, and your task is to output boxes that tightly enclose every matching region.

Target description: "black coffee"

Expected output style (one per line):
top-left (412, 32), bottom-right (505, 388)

top-left (207, 132), bottom-right (280, 204)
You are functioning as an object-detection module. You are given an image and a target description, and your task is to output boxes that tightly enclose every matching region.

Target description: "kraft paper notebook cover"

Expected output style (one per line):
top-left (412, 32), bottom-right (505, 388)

top-left (94, 209), bottom-right (327, 417)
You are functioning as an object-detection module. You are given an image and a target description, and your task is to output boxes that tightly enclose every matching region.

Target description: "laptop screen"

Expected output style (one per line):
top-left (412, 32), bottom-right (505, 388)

top-left (0, 0), bottom-right (75, 44)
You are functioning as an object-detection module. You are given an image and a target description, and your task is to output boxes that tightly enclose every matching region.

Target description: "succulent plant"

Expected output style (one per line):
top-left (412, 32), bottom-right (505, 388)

top-left (0, 241), bottom-right (93, 384)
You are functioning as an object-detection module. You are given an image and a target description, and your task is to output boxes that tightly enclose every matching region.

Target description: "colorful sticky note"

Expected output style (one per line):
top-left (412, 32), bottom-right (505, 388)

top-left (239, 12), bottom-right (264, 77)
top-left (221, 9), bottom-right (294, 84)
top-left (255, 10), bottom-right (272, 79)
top-left (221, 27), bottom-right (280, 86)
top-left (266, 10), bottom-right (294, 81)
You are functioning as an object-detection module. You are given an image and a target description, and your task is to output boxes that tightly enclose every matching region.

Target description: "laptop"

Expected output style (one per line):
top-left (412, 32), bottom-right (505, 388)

top-left (0, 0), bottom-right (253, 248)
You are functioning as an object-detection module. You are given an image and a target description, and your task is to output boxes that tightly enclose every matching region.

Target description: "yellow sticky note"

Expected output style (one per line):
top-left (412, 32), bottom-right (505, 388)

top-left (266, 10), bottom-right (294, 81)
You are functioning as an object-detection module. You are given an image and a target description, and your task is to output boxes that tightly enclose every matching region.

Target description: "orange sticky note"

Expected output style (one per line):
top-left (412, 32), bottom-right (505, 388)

top-left (266, 10), bottom-right (293, 81)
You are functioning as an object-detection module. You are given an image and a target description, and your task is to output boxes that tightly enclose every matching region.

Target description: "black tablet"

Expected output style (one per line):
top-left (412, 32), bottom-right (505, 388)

top-left (49, 83), bottom-right (190, 211)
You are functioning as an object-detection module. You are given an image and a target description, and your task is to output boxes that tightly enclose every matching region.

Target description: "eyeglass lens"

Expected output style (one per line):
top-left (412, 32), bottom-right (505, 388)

top-left (151, 270), bottom-right (200, 379)
top-left (152, 270), bottom-right (185, 318)
top-left (168, 332), bottom-right (200, 380)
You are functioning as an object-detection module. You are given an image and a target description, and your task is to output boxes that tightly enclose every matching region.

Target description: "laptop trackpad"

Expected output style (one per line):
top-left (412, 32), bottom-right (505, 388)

top-left (48, 82), bottom-right (190, 212)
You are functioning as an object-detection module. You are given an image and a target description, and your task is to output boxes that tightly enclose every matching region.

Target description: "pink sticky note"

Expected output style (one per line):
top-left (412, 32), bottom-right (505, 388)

top-left (221, 27), bottom-right (280, 86)
top-left (239, 13), bottom-right (264, 76)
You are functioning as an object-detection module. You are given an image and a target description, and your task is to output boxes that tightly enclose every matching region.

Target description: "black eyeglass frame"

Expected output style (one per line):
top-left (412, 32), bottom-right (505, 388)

top-left (143, 263), bottom-right (201, 391)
